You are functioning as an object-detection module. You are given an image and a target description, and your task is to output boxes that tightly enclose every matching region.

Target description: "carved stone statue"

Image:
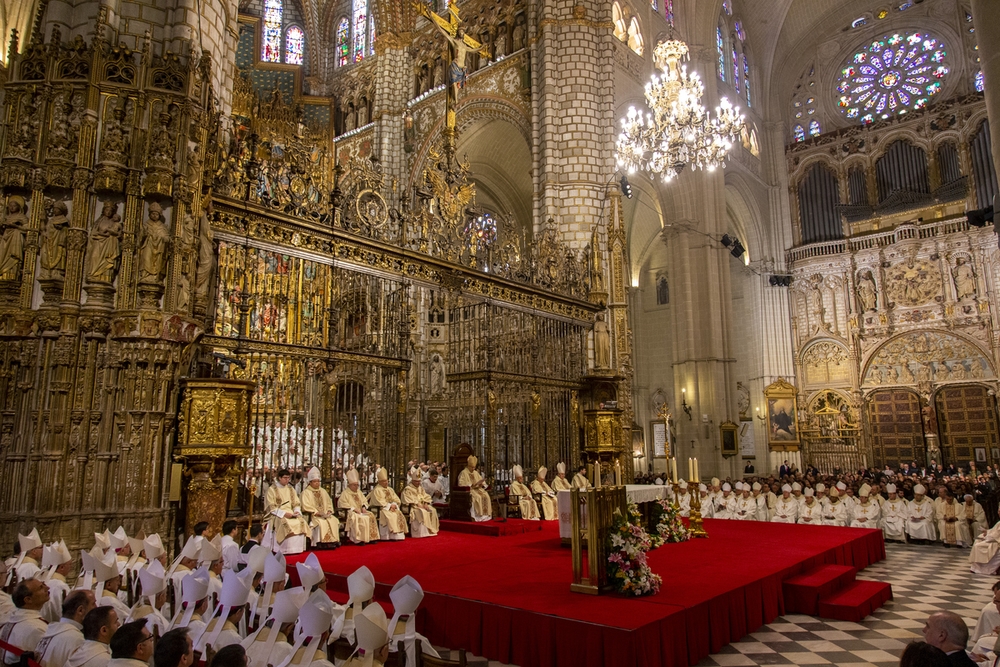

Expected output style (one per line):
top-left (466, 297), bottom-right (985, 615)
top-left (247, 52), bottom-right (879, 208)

top-left (86, 201), bottom-right (123, 283)
top-left (195, 203), bottom-right (216, 301)
top-left (176, 271), bottom-right (191, 312)
top-left (594, 312), bottom-right (611, 369)
top-left (953, 257), bottom-right (976, 300)
top-left (857, 271), bottom-right (877, 312)
top-left (0, 196), bottom-right (28, 279)
top-left (429, 353), bottom-right (446, 396)
top-left (138, 202), bottom-right (171, 284)
top-left (921, 403), bottom-right (938, 435)
top-left (589, 226), bottom-right (605, 293)
top-left (39, 200), bottom-right (70, 280)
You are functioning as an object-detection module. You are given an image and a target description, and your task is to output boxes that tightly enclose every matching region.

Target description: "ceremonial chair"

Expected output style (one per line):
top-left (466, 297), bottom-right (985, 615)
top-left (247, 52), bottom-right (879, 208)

top-left (447, 443), bottom-right (475, 521)
top-left (503, 485), bottom-right (521, 519)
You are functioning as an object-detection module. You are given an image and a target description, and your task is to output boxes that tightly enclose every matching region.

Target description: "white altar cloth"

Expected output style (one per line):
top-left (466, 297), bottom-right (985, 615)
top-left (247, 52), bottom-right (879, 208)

top-left (556, 485), bottom-right (669, 539)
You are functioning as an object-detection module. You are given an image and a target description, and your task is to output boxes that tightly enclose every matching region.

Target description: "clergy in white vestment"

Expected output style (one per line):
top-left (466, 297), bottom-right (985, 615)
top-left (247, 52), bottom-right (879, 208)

top-left (338, 469), bottom-right (379, 544)
top-left (881, 484), bottom-right (908, 542)
top-left (791, 482), bottom-right (804, 509)
top-left (12, 529), bottom-right (43, 584)
top-left (964, 494), bottom-right (988, 539)
top-left (40, 541), bottom-right (74, 623)
top-left (938, 493), bottom-right (972, 547)
top-left (797, 489), bottom-right (821, 524)
top-left (509, 466), bottom-right (541, 520)
top-left (715, 484), bottom-right (736, 519)
top-left (530, 468), bottom-right (558, 521)
top-left (124, 561), bottom-right (169, 636)
top-left (401, 470), bottom-right (440, 538)
top-left (906, 484), bottom-right (937, 542)
top-left (281, 590), bottom-right (337, 667)
top-left (0, 578), bottom-right (50, 664)
top-left (772, 485), bottom-right (798, 524)
top-left (421, 469), bottom-right (447, 502)
top-left (850, 485), bottom-right (880, 529)
top-left (699, 485), bottom-right (714, 519)
top-left (971, 521), bottom-right (1000, 574)
top-left (676, 480), bottom-right (692, 517)
top-left (368, 467), bottom-right (407, 541)
top-left (193, 567), bottom-right (252, 655)
top-left (300, 467), bottom-right (341, 546)
top-left (552, 463), bottom-right (572, 492)
top-left (815, 484), bottom-right (829, 512)
top-left (218, 522), bottom-right (241, 572)
top-left (751, 483), bottom-right (769, 522)
top-left (240, 587), bottom-right (306, 667)
top-left (838, 482), bottom-right (856, 524)
top-left (458, 456), bottom-right (493, 522)
top-left (89, 549), bottom-right (131, 624)
top-left (168, 567), bottom-right (210, 632)
top-left (821, 488), bottom-right (849, 526)
top-left (265, 468), bottom-right (309, 555)
top-left (345, 601), bottom-right (389, 667)
top-left (972, 586), bottom-right (1000, 643)
top-left (733, 485), bottom-right (756, 520)
top-left (36, 590), bottom-right (94, 667)
top-left (67, 605), bottom-right (119, 667)
top-left (571, 465), bottom-right (591, 490)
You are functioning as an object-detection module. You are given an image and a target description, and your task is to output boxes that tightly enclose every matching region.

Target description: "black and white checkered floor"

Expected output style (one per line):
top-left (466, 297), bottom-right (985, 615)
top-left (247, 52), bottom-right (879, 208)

top-left (448, 542), bottom-right (991, 667)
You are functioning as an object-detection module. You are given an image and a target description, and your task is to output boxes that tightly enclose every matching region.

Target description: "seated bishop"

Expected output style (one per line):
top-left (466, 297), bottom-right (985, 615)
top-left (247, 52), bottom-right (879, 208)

top-left (401, 470), bottom-right (440, 538)
top-left (367, 468), bottom-right (407, 541)
top-left (906, 484), bottom-right (937, 542)
top-left (338, 469), bottom-right (379, 544)
top-left (458, 455), bottom-right (492, 522)
top-left (265, 468), bottom-right (309, 555)
top-left (530, 468), bottom-right (558, 521)
top-left (13, 529), bottom-right (43, 584)
top-left (881, 484), bottom-right (908, 542)
top-left (509, 466), bottom-right (540, 520)
top-left (551, 463), bottom-right (572, 492)
top-left (300, 467), bottom-right (341, 548)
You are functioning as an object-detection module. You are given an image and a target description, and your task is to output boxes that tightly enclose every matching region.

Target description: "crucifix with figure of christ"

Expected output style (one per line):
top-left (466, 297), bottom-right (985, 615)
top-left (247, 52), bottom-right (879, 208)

top-left (414, 2), bottom-right (490, 132)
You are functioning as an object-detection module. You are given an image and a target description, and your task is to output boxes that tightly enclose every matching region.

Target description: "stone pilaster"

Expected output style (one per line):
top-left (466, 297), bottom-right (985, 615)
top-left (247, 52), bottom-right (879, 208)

top-left (971, 0), bottom-right (1000, 185)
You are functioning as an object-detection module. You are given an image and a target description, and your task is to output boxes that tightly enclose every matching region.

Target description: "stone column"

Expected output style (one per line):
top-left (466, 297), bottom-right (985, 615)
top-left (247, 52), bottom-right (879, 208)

top-left (372, 39), bottom-right (413, 209)
top-left (970, 0), bottom-right (1000, 186)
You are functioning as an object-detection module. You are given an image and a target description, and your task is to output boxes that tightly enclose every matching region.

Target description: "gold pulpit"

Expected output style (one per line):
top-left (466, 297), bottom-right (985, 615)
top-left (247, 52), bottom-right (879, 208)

top-left (176, 379), bottom-right (255, 537)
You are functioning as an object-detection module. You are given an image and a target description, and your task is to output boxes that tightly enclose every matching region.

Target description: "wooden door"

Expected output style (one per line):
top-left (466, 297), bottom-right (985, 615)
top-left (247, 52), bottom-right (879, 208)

top-left (936, 384), bottom-right (1000, 469)
top-left (867, 389), bottom-right (924, 468)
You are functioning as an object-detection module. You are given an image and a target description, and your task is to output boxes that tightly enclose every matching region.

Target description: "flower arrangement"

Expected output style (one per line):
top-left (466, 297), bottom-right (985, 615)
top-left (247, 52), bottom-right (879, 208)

top-left (651, 497), bottom-right (691, 544)
top-left (606, 502), bottom-right (662, 596)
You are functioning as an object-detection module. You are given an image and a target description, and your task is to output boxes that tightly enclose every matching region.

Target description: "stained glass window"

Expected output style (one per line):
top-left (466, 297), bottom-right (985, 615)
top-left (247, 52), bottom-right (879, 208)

top-left (664, 0), bottom-right (674, 26)
top-left (717, 27), bottom-right (725, 81)
top-left (744, 53), bottom-right (751, 106)
top-left (336, 18), bottom-right (349, 67)
top-left (794, 125), bottom-right (806, 142)
top-left (837, 30), bottom-right (951, 123)
top-left (353, 0), bottom-right (367, 63)
top-left (732, 45), bottom-right (740, 93)
top-left (369, 13), bottom-right (376, 55)
top-left (809, 120), bottom-right (821, 136)
top-left (735, 21), bottom-right (744, 41)
top-left (976, 70), bottom-right (985, 92)
top-left (723, 0), bottom-right (732, 15)
top-left (651, 0), bottom-right (657, 10)
top-left (262, 0), bottom-right (282, 63)
top-left (284, 26), bottom-right (304, 64)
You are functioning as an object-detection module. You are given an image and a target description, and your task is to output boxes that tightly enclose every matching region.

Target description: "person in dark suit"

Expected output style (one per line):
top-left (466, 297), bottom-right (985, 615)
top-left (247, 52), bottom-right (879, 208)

top-left (922, 611), bottom-right (978, 667)
top-left (236, 523), bottom-right (262, 571)
top-left (779, 460), bottom-right (791, 478)
top-left (743, 460), bottom-right (755, 474)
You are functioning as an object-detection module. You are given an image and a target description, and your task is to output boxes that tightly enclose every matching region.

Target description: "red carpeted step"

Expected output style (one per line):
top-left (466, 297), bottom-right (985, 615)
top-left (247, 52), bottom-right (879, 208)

top-left (438, 518), bottom-right (545, 537)
top-left (817, 580), bottom-right (893, 622)
top-left (783, 564), bottom-right (857, 615)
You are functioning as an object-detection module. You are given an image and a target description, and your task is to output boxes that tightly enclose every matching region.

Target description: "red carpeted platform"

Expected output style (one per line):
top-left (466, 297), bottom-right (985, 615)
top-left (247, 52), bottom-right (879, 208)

top-left (287, 519), bottom-right (886, 667)
top-left (438, 518), bottom-right (544, 537)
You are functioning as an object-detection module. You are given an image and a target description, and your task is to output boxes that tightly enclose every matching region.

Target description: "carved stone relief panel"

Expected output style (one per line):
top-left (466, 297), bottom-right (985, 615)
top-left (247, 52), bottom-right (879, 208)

top-left (862, 331), bottom-right (994, 387)
top-left (801, 340), bottom-right (852, 387)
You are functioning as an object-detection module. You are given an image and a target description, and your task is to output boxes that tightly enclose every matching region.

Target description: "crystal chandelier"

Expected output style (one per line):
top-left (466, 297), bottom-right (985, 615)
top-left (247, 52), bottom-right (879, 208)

top-left (616, 37), bottom-right (745, 182)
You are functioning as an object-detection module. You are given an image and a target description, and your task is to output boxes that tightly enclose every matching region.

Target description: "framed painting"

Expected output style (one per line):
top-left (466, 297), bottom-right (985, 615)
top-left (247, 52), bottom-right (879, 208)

top-left (764, 378), bottom-right (800, 448)
top-left (720, 421), bottom-right (738, 457)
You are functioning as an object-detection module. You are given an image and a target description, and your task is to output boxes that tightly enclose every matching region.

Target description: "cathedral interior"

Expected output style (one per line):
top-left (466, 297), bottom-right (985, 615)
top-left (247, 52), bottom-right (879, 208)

top-left (0, 0), bottom-right (998, 549)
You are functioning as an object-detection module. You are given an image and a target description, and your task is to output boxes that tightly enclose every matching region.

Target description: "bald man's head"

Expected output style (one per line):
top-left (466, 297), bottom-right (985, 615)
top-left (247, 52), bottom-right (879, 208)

top-left (922, 611), bottom-right (968, 653)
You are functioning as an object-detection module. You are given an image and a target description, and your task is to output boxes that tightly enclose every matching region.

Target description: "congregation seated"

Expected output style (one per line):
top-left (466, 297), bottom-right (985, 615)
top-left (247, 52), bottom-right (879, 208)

top-left (265, 468), bottom-right (309, 555)
top-left (458, 456), bottom-right (492, 522)
top-left (301, 467), bottom-right (341, 548)
top-left (401, 470), bottom-right (440, 538)
top-left (368, 468), bottom-right (407, 541)
top-left (509, 466), bottom-right (540, 520)
top-left (338, 469), bottom-right (380, 545)
top-left (530, 467), bottom-right (557, 521)
top-left (36, 589), bottom-right (93, 667)
top-left (68, 605), bottom-right (118, 667)
top-left (1, 579), bottom-right (51, 663)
